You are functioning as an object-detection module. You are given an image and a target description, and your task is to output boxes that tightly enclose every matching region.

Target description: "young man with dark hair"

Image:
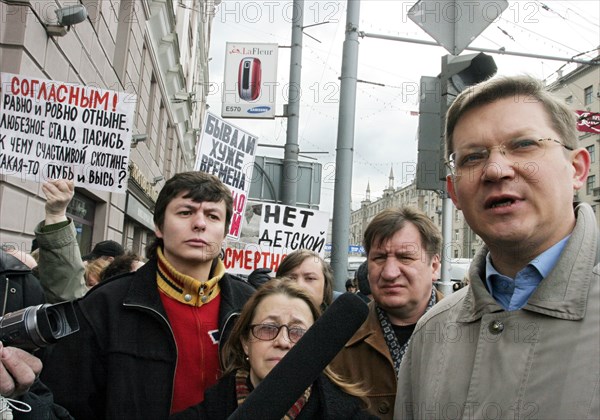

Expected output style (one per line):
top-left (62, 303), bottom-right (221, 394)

top-left (41, 172), bottom-right (255, 418)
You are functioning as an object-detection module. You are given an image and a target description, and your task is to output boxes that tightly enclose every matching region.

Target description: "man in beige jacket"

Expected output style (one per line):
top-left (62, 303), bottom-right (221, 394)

top-left (395, 75), bottom-right (599, 419)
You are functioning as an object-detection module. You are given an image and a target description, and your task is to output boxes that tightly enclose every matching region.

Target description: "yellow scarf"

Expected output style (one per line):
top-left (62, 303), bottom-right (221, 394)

top-left (156, 247), bottom-right (222, 306)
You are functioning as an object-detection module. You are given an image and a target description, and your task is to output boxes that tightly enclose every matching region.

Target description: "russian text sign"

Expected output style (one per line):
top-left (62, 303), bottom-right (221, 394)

top-left (194, 112), bottom-right (257, 239)
top-left (0, 73), bottom-right (136, 192)
top-left (222, 202), bottom-right (330, 276)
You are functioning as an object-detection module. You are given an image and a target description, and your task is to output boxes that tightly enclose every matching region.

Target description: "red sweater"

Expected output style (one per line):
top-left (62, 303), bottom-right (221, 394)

top-left (156, 249), bottom-right (225, 413)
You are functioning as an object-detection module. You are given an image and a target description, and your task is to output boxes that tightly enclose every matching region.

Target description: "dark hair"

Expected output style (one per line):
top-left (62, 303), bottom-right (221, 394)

top-left (221, 278), bottom-right (320, 376)
top-left (147, 171), bottom-right (233, 258)
top-left (354, 260), bottom-right (371, 296)
top-left (247, 267), bottom-right (272, 289)
top-left (100, 252), bottom-right (143, 282)
top-left (363, 207), bottom-right (442, 262)
top-left (445, 75), bottom-right (579, 158)
top-left (276, 249), bottom-right (334, 307)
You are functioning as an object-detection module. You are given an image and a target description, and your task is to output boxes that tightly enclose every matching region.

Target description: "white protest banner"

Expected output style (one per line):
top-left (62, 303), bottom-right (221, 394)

top-left (0, 73), bottom-right (136, 192)
top-left (222, 241), bottom-right (287, 277)
top-left (221, 202), bottom-right (329, 276)
top-left (222, 42), bottom-right (278, 119)
top-left (194, 112), bottom-right (257, 239)
top-left (258, 203), bottom-right (329, 257)
top-left (223, 202), bottom-right (330, 276)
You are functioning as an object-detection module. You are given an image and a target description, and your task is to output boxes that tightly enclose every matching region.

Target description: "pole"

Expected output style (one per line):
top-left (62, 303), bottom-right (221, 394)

top-left (359, 32), bottom-right (600, 66)
top-left (331, 0), bottom-right (360, 292)
top-left (439, 193), bottom-right (453, 295)
top-left (281, 0), bottom-right (304, 205)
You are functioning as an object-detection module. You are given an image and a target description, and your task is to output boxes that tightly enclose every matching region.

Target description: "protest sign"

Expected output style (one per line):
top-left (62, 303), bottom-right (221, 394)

top-left (258, 203), bottom-right (329, 254)
top-left (0, 73), bottom-right (136, 192)
top-left (194, 112), bottom-right (257, 239)
top-left (221, 202), bottom-right (330, 276)
top-left (222, 241), bottom-right (287, 276)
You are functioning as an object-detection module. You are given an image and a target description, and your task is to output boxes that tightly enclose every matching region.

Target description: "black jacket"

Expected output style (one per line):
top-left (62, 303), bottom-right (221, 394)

top-left (0, 250), bottom-right (72, 420)
top-left (172, 371), bottom-right (379, 420)
top-left (0, 250), bottom-right (46, 316)
top-left (40, 257), bottom-right (255, 419)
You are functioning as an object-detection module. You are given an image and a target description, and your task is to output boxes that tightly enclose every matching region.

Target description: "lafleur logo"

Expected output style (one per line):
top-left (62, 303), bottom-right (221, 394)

top-left (229, 47), bottom-right (274, 56)
top-left (248, 106), bottom-right (271, 114)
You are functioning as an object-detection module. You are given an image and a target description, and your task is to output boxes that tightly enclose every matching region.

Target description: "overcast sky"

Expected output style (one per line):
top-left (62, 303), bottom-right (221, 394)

top-left (205, 0), bottom-right (600, 215)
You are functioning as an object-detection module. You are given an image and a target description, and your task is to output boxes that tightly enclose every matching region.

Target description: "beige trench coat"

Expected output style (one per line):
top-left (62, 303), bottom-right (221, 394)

top-left (395, 203), bottom-right (600, 419)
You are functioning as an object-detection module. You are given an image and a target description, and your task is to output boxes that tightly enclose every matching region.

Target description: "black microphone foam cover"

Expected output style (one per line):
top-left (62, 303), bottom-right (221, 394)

top-left (228, 292), bottom-right (369, 420)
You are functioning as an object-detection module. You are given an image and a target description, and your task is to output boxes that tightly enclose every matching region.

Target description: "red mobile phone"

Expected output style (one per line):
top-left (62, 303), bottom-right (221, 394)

top-left (238, 57), bottom-right (262, 101)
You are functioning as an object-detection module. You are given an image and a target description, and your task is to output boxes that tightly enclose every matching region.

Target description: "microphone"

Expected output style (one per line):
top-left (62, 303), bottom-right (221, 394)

top-left (228, 292), bottom-right (369, 420)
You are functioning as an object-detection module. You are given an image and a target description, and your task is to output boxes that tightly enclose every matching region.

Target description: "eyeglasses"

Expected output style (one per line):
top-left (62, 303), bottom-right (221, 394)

top-left (447, 138), bottom-right (573, 176)
top-left (249, 323), bottom-right (307, 344)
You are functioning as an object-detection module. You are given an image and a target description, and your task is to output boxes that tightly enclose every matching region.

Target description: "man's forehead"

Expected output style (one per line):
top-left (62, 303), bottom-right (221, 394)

top-left (371, 236), bottom-right (422, 254)
top-left (171, 194), bottom-right (225, 210)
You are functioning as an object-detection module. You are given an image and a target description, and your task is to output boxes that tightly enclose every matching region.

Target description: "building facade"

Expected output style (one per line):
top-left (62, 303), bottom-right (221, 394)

top-left (0, 0), bottom-right (216, 256)
top-left (547, 55), bottom-right (600, 226)
top-left (349, 168), bottom-right (481, 260)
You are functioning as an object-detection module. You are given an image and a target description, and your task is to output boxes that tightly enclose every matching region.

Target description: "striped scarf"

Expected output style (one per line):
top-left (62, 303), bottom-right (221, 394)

top-left (156, 247), bottom-right (222, 306)
top-left (377, 287), bottom-right (438, 375)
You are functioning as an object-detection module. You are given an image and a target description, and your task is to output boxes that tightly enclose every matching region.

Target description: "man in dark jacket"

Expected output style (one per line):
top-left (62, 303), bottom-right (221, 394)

top-left (41, 172), bottom-right (255, 419)
top-left (0, 250), bottom-right (71, 419)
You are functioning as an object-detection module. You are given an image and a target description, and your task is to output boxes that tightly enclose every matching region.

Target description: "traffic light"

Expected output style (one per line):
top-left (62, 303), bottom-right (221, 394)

top-left (440, 52), bottom-right (497, 107)
top-left (416, 76), bottom-right (444, 191)
top-left (416, 52), bottom-right (497, 191)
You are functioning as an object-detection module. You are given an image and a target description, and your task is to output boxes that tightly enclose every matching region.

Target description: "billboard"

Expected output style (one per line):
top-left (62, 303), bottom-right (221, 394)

top-left (576, 110), bottom-right (600, 134)
top-left (222, 42), bottom-right (278, 119)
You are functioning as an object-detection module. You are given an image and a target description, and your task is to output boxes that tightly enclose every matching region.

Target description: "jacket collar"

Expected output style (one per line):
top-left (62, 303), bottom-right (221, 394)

top-left (458, 203), bottom-right (598, 322)
top-left (123, 257), bottom-right (244, 323)
top-left (345, 301), bottom-right (394, 364)
top-left (123, 258), bottom-right (166, 315)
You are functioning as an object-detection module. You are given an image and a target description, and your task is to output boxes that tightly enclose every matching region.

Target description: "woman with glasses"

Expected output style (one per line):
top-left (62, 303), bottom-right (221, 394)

top-left (172, 278), bottom-right (375, 419)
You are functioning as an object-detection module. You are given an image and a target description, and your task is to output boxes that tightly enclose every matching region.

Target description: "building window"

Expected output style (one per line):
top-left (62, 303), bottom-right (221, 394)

top-left (565, 95), bottom-right (573, 104)
top-left (584, 85), bottom-right (593, 105)
top-left (586, 175), bottom-right (596, 195)
top-left (587, 145), bottom-right (595, 163)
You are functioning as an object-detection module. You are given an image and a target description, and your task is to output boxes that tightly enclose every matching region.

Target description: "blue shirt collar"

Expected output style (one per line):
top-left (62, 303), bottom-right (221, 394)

top-left (485, 235), bottom-right (570, 310)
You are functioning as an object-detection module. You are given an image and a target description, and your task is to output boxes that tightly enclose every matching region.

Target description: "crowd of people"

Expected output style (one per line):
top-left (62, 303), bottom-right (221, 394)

top-left (0, 75), bottom-right (598, 419)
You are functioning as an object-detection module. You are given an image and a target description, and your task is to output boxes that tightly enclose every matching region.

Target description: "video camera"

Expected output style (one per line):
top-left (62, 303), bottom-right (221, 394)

top-left (0, 302), bottom-right (80, 351)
